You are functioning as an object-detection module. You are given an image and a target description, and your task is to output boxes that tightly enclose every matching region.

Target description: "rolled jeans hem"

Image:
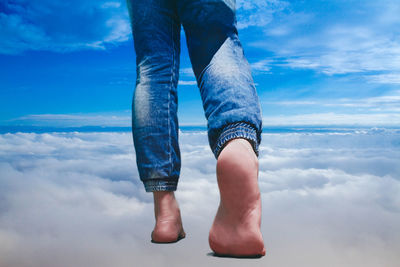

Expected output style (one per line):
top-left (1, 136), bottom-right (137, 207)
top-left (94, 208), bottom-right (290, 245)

top-left (143, 179), bottom-right (178, 192)
top-left (213, 122), bottom-right (259, 159)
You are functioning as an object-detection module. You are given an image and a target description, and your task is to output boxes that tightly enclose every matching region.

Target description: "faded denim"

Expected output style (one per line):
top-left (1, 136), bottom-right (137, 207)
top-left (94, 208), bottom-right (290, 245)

top-left (127, 0), bottom-right (263, 192)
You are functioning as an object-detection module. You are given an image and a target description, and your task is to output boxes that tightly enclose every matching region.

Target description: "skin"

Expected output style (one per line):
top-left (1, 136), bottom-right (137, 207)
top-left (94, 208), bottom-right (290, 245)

top-left (151, 191), bottom-right (185, 243)
top-left (151, 138), bottom-right (266, 257)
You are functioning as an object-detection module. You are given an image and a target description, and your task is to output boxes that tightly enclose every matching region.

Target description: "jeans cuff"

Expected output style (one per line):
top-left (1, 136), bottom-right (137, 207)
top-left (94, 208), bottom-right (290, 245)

top-left (213, 122), bottom-right (259, 159)
top-left (143, 178), bottom-right (178, 192)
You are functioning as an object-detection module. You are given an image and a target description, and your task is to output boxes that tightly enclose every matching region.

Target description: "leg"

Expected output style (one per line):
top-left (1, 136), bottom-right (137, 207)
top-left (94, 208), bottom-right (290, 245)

top-left (127, 0), bottom-right (185, 242)
top-left (177, 0), bottom-right (262, 158)
top-left (177, 0), bottom-right (265, 256)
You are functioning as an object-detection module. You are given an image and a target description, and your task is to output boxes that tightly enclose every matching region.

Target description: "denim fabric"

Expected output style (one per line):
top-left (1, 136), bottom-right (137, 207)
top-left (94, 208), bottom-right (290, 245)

top-left (127, 0), bottom-right (263, 192)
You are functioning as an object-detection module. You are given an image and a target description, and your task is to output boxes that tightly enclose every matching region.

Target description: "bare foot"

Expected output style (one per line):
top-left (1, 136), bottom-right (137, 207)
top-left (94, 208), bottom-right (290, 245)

top-left (209, 138), bottom-right (266, 257)
top-left (151, 191), bottom-right (186, 243)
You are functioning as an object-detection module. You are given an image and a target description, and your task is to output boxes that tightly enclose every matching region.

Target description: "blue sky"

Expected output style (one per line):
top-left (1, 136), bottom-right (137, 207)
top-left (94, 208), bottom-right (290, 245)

top-left (1, 0), bottom-right (400, 127)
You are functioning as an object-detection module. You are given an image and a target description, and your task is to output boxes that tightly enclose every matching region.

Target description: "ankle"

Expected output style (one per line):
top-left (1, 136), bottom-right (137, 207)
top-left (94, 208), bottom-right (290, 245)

top-left (217, 138), bottom-right (258, 170)
top-left (216, 138), bottom-right (260, 208)
top-left (153, 191), bottom-right (175, 203)
top-left (217, 138), bottom-right (258, 178)
top-left (153, 191), bottom-right (179, 219)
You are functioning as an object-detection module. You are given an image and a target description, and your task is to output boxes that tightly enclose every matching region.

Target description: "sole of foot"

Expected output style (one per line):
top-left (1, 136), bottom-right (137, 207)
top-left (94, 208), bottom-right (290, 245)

top-left (209, 138), bottom-right (266, 257)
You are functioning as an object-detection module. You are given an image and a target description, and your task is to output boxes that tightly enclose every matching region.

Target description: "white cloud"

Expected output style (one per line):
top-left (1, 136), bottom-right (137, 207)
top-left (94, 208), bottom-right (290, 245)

top-left (101, 2), bottom-right (122, 9)
top-left (263, 91), bottom-right (400, 114)
top-left (236, 0), bottom-right (288, 30)
top-left (179, 80), bottom-right (197, 86)
top-left (0, 129), bottom-right (399, 266)
top-left (262, 113), bottom-right (400, 126)
top-left (264, 11), bottom-right (313, 37)
top-left (251, 59), bottom-right (273, 73)
top-left (367, 73), bottom-right (400, 84)
top-left (179, 67), bottom-right (196, 78)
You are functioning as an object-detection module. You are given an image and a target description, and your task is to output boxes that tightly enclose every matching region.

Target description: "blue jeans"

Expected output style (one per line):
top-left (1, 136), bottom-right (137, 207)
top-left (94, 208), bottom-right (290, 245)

top-left (127, 0), bottom-right (263, 192)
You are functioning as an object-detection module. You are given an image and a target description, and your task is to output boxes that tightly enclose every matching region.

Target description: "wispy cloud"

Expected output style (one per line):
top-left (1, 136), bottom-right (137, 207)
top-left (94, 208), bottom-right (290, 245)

top-left (264, 91), bottom-right (400, 114)
top-left (236, 0), bottom-right (288, 30)
top-left (262, 113), bottom-right (400, 126)
top-left (0, 0), bottom-right (131, 54)
top-left (179, 68), bottom-right (195, 77)
top-left (367, 73), bottom-right (400, 84)
top-left (281, 28), bottom-right (400, 76)
top-left (0, 0), bottom-right (291, 54)
top-left (251, 59), bottom-right (273, 73)
top-left (9, 112), bottom-right (131, 127)
top-left (247, 1), bottom-right (400, 81)
top-left (179, 80), bottom-right (197, 86)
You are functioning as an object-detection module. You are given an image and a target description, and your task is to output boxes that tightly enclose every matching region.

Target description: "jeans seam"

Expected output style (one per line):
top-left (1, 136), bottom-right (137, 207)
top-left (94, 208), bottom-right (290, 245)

top-left (168, 16), bottom-right (174, 176)
top-left (198, 62), bottom-right (212, 92)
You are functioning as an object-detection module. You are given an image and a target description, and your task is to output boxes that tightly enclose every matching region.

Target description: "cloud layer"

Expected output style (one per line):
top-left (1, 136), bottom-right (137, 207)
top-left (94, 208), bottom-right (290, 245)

top-left (1, 129), bottom-right (399, 266)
